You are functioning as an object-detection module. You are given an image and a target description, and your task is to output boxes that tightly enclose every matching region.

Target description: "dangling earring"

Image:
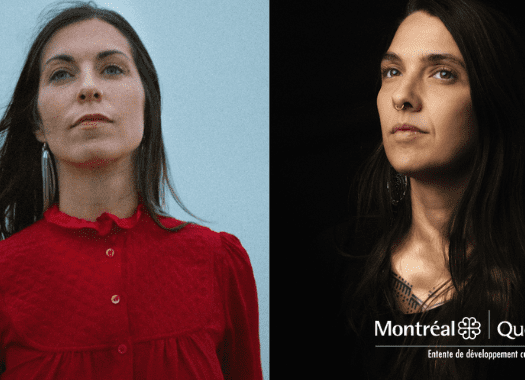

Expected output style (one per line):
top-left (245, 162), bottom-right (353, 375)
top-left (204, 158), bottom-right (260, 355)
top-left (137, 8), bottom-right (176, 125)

top-left (42, 142), bottom-right (56, 212)
top-left (387, 168), bottom-right (407, 206)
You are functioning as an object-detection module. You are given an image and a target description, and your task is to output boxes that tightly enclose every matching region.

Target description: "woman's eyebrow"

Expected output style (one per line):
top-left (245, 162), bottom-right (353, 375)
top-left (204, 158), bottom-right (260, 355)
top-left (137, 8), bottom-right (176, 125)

top-left (381, 51), bottom-right (466, 70)
top-left (44, 49), bottom-right (130, 67)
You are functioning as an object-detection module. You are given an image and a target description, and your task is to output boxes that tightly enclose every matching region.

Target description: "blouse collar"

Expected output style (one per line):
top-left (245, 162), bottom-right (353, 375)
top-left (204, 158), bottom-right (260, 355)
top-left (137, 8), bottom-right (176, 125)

top-left (44, 197), bottom-right (144, 236)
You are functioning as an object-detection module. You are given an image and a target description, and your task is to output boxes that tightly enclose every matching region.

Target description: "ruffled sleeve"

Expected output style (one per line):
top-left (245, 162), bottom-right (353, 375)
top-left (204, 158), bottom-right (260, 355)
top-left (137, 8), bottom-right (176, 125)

top-left (217, 233), bottom-right (263, 380)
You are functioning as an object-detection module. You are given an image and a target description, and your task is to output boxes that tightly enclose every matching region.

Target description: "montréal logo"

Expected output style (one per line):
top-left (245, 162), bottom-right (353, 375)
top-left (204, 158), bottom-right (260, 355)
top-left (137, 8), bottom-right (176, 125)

top-left (376, 317), bottom-right (482, 340)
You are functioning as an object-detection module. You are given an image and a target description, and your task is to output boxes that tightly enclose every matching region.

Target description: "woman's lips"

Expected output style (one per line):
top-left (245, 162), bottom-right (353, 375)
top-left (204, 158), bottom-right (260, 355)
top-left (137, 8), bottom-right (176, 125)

top-left (390, 123), bottom-right (428, 142)
top-left (73, 114), bottom-right (112, 128)
top-left (392, 123), bottom-right (426, 133)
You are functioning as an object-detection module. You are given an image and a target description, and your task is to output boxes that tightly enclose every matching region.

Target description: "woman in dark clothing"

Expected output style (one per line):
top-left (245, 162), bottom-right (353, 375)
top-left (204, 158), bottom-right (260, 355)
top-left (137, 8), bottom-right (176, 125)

top-left (334, 0), bottom-right (525, 378)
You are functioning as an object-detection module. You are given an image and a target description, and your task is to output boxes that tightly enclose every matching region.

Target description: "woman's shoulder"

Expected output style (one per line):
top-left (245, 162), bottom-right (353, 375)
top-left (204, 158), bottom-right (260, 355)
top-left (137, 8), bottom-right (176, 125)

top-left (0, 220), bottom-right (54, 285)
top-left (158, 216), bottom-right (241, 243)
top-left (155, 216), bottom-right (250, 262)
top-left (165, 222), bottom-right (254, 282)
top-left (0, 219), bottom-right (49, 256)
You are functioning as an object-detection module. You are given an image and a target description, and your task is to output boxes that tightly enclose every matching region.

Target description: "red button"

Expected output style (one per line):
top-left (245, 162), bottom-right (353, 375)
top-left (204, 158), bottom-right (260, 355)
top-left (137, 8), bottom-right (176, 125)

top-left (106, 248), bottom-right (115, 257)
top-left (118, 344), bottom-right (127, 354)
top-left (111, 295), bottom-right (120, 304)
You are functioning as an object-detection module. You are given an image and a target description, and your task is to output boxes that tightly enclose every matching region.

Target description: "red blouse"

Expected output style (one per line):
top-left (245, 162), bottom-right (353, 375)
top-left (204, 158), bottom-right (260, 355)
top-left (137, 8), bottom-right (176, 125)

top-left (0, 201), bottom-right (262, 379)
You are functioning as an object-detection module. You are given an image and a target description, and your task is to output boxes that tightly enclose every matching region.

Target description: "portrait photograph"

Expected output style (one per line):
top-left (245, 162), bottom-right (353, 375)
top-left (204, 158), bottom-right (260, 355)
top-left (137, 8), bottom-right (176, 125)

top-left (0, 0), bottom-right (268, 379)
top-left (274, 0), bottom-right (525, 378)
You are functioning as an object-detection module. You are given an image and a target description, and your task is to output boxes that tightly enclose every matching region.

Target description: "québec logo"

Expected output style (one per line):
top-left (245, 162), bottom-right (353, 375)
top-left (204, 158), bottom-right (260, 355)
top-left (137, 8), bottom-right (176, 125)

top-left (457, 317), bottom-right (481, 340)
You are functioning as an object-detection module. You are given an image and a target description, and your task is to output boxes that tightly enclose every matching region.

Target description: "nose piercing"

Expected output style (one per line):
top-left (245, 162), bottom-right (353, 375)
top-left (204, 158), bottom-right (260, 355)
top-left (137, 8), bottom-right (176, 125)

top-left (395, 104), bottom-right (405, 111)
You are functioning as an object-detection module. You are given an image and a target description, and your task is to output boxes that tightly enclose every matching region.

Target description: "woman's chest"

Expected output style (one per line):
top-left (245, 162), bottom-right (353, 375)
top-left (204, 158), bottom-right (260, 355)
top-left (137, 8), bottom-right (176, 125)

top-left (390, 247), bottom-right (452, 313)
top-left (0, 245), bottom-right (216, 349)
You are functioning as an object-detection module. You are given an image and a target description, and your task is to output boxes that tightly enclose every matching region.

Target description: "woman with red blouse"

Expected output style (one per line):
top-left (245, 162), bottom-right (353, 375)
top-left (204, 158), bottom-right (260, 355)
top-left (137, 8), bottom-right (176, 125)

top-left (0, 2), bottom-right (262, 379)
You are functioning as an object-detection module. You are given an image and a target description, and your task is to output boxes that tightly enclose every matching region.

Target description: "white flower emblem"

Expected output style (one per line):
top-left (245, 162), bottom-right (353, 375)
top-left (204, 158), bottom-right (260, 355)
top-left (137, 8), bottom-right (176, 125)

top-left (458, 317), bottom-right (481, 340)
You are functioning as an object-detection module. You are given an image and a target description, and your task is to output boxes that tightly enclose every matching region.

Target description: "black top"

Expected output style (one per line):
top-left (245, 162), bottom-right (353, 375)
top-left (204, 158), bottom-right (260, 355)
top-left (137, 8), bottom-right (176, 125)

top-left (312, 218), bottom-right (525, 379)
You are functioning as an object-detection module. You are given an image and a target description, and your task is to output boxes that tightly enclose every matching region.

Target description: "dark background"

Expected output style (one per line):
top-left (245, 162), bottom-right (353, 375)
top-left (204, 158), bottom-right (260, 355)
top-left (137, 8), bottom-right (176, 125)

top-left (271, 2), bottom-right (406, 376)
top-left (271, 0), bottom-right (525, 377)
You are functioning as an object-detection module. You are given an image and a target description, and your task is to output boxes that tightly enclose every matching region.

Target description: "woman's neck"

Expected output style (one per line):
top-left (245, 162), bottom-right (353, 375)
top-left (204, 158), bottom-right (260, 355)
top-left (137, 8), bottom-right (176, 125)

top-left (390, 174), bottom-right (472, 313)
top-left (408, 176), bottom-right (467, 252)
top-left (392, 175), bottom-right (469, 267)
top-left (55, 156), bottom-right (138, 222)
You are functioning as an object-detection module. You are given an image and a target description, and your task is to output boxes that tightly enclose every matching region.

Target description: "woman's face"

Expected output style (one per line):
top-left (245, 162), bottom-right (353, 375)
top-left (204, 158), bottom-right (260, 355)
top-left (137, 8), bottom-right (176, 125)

top-left (377, 11), bottom-right (477, 180)
top-left (36, 18), bottom-right (145, 169)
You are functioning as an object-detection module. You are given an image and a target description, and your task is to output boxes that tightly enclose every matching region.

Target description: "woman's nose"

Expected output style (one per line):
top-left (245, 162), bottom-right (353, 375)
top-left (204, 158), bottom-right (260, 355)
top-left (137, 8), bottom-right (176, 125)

top-left (77, 71), bottom-right (103, 102)
top-left (391, 74), bottom-right (422, 112)
top-left (78, 89), bottom-right (102, 102)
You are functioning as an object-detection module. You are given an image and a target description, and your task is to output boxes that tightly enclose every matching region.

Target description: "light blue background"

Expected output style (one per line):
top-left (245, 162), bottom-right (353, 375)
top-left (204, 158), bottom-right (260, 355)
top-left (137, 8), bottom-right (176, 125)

top-left (0, 1), bottom-right (269, 378)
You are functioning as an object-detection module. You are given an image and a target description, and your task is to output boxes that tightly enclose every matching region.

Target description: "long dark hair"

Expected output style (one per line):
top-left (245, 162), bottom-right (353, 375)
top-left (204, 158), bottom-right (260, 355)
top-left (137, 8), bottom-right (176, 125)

top-left (0, 1), bottom-right (203, 239)
top-left (346, 0), bottom-right (525, 378)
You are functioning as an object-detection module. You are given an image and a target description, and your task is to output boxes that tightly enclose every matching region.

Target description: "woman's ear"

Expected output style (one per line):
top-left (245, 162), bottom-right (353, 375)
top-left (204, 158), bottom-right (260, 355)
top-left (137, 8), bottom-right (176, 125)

top-left (32, 104), bottom-right (46, 143)
top-left (34, 126), bottom-right (46, 143)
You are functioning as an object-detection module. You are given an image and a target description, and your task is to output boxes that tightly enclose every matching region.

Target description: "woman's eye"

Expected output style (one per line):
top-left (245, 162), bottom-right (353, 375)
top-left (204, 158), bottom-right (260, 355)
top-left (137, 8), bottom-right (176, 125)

top-left (49, 65), bottom-right (123, 82)
top-left (50, 70), bottom-right (72, 82)
top-left (381, 68), bottom-right (400, 78)
top-left (103, 65), bottom-right (124, 76)
top-left (433, 69), bottom-right (456, 80)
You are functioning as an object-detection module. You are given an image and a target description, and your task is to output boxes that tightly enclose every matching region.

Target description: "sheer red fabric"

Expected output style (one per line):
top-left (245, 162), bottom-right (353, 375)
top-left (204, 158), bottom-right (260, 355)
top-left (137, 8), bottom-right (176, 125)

top-left (0, 200), bottom-right (262, 379)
